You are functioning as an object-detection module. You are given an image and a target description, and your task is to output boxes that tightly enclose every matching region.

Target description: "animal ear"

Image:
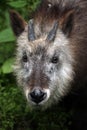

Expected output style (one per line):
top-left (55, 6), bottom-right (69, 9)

top-left (60, 9), bottom-right (74, 37)
top-left (9, 10), bottom-right (26, 36)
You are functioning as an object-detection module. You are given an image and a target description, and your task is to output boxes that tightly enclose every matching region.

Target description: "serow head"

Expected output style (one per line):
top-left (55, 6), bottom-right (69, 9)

top-left (9, 9), bottom-right (74, 109)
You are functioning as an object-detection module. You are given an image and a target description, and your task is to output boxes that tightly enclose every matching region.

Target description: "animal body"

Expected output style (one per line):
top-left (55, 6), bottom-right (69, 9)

top-left (10, 0), bottom-right (87, 129)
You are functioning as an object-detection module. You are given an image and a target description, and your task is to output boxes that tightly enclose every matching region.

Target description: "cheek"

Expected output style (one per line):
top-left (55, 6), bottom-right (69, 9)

top-left (24, 87), bottom-right (30, 101)
top-left (45, 63), bottom-right (54, 74)
top-left (45, 63), bottom-right (58, 79)
top-left (24, 62), bottom-right (32, 74)
top-left (21, 62), bottom-right (33, 82)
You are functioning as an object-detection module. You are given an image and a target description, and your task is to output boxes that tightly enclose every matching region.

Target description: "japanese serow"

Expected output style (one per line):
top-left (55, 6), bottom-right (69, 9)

top-left (10, 0), bottom-right (87, 129)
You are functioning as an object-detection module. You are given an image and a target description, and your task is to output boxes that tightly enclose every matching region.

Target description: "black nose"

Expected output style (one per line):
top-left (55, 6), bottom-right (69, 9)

top-left (29, 88), bottom-right (47, 104)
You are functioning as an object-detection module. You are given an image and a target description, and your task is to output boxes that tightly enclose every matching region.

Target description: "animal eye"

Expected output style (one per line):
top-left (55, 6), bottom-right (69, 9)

top-left (51, 56), bottom-right (58, 64)
top-left (22, 54), bottom-right (28, 62)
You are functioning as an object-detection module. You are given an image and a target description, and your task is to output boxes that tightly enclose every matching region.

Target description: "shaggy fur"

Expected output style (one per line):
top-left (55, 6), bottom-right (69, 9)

top-left (10, 0), bottom-right (87, 129)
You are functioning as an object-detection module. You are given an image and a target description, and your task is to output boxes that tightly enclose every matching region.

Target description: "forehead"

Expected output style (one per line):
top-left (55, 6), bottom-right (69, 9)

top-left (17, 24), bottom-right (68, 55)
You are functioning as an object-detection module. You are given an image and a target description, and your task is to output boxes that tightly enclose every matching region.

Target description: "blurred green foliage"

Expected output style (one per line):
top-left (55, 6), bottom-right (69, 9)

top-left (0, 0), bottom-right (72, 130)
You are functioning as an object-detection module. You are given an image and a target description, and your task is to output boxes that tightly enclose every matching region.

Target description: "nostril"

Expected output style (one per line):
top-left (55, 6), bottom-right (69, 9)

top-left (29, 89), bottom-right (47, 104)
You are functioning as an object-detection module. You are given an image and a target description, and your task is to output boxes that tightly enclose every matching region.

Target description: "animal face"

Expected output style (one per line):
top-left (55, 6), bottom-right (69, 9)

top-left (13, 25), bottom-right (74, 109)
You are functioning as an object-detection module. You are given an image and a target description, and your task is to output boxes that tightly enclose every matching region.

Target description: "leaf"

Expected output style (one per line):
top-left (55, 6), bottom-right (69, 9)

top-left (5, 11), bottom-right (11, 27)
top-left (0, 28), bottom-right (15, 43)
top-left (1, 58), bottom-right (14, 74)
top-left (8, 1), bottom-right (27, 8)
